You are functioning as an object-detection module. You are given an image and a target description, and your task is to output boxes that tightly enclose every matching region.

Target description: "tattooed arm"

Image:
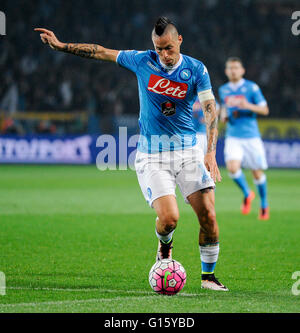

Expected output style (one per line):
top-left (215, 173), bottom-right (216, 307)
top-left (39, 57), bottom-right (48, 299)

top-left (202, 99), bottom-right (218, 154)
top-left (61, 43), bottom-right (119, 62)
top-left (200, 98), bottom-right (222, 183)
top-left (34, 28), bottom-right (119, 62)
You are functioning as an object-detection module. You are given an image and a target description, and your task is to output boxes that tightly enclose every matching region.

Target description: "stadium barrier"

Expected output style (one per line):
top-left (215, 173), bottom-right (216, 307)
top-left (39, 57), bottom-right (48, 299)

top-left (2, 113), bottom-right (300, 139)
top-left (218, 119), bottom-right (300, 140)
top-left (0, 133), bottom-right (300, 168)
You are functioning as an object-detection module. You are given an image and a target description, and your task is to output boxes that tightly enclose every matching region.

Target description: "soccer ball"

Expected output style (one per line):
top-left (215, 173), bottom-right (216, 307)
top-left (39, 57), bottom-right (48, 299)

top-left (149, 259), bottom-right (186, 295)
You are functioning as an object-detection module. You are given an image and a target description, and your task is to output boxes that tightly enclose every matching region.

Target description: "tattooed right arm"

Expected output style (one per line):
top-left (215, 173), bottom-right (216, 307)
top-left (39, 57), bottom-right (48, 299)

top-left (34, 28), bottom-right (119, 62)
top-left (61, 43), bottom-right (119, 62)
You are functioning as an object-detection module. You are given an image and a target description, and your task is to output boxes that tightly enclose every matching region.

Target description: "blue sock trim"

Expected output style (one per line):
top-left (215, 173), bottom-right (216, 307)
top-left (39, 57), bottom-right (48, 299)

top-left (233, 172), bottom-right (250, 198)
top-left (201, 261), bottom-right (216, 274)
top-left (256, 181), bottom-right (268, 209)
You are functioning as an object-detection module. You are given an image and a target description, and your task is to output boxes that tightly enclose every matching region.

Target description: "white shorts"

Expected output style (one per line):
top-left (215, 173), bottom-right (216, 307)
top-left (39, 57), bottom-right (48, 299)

top-left (135, 143), bottom-right (215, 207)
top-left (196, 133), bottom-right (207, 156)
top-left (224, 136), bottom-right (268, 170)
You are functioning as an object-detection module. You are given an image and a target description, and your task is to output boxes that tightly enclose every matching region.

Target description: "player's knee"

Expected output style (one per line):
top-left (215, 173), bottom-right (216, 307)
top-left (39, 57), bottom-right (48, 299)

top-left (227, 166), bottom-right (240, 175)
top-left (206, 209), bottom-right (217, 227)
top-left (207, 208), bottom-right (217, 223)
top-left (252, 170), bottom-right (263, 180)
top-left (227, 161), bottom-right (240, 175)
top-left (158, 212), bottom-right (179, 233)
top-left (198, 206), bottom-right (217, 230)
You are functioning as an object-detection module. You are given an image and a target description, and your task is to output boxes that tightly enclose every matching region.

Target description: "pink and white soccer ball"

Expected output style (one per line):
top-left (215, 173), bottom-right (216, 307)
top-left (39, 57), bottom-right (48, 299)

top-left (149, 259), bottom-right (186, 295)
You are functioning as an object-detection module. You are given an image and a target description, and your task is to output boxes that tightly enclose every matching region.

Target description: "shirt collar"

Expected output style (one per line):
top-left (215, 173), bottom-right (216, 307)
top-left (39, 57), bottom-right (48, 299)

top-left (158, 54), bottom-right (183, 75)
top-left (228, 78), bottom-right (245, 91)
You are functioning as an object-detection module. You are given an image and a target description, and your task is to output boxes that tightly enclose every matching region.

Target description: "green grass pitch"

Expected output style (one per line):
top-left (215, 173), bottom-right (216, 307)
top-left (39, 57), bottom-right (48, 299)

top-left (0, 165), bottom-right (299, 313)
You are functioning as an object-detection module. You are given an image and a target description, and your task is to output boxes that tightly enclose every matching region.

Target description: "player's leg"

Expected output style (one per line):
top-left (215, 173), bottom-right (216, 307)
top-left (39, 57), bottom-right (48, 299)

top-left (187, 189), bottom-right (228, 291)
top-left (227, 159), bottom-right (250, 199)
top-left (225, 137), bottom-right (254, 214)
top-left (176, 146), bottom-right (228, 291)
top-left (252, 169), bottom-right (269, 220)
top-left (227, 159), bottom-right (255, 215)
top-left (153, 195), bottom-right (179, 260)
top-left (135, 150), bottom-right (178, 260)
top-left (245, 138), bottom-right (269, 220)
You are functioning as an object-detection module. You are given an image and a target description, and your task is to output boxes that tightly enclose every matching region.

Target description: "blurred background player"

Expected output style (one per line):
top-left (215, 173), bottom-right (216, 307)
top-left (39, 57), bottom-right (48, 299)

top-left (193, 97), bottom-right (220, 156)
top-left (218, 57), bottom-right (270, 220)
top-left (35, 17), bottom-right (228, 291)
top-left (192, 97), bottom-right (207, 156)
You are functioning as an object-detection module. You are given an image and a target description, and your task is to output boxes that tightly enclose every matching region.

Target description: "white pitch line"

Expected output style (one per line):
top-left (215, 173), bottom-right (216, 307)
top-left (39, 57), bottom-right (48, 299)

top-left (7, 286), bottom-right (151, 294)
top-left (0, 293), bottom-right (199, 309)
top-left (0, 295), bottom-right (158, 309)
top-left (7, 286), bottom-right (199, 297)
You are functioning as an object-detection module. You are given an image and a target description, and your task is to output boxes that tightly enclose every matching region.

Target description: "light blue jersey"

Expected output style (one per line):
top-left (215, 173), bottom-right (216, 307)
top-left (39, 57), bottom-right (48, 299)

top-left (117, 50), bottom-right (212, 153)
top-left (218, 79), bottom-right (267, 138)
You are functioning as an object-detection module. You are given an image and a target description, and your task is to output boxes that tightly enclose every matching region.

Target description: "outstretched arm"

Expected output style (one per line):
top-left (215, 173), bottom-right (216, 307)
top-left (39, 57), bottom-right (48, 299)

top-left (34, 28), bottom-right (119, 62)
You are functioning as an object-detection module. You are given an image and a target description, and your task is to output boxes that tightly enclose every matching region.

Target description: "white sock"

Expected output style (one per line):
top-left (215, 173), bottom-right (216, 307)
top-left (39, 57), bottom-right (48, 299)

top-left (155, 229), bottom-right (174, 244)
top-left (253, 174), bottom-right (266, 185)
top-left (228, 169), bottom-right (242, 179)
top-left (199, 243), bottom-right (219, 274)
top-left (155, 216), bottom-right (175, 243)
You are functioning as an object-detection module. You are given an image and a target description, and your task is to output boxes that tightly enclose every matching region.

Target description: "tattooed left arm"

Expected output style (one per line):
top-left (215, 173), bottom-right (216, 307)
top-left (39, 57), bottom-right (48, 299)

top-left (200, 99), bottom-right (222, 182)
top-left (202, 99), bottom-right (218, 153)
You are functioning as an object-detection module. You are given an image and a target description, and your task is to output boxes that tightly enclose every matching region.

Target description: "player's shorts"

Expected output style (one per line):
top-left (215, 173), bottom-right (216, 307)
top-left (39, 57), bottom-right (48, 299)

top-left (135, 142), bottom-right (215, 208)
top-left (196, 133), bottom-right (207, 156)
top-left (224, 136), bottom-right (268, 170)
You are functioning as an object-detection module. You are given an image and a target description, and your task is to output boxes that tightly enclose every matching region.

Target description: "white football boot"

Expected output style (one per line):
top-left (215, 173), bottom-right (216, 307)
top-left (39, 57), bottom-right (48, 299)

top-left (201, 274), bottom-right (229, 291)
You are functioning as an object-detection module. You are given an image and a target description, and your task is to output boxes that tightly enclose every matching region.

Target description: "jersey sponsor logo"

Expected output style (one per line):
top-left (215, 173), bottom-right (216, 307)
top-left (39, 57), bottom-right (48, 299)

top-left (225, 95), bottom-right (246, 107)
top-left (179, 68), bottom-right (192, 80)
top-left (161, 100), bottom-right (176, 117)
top-left (148, 74), bottom-right (188, 99)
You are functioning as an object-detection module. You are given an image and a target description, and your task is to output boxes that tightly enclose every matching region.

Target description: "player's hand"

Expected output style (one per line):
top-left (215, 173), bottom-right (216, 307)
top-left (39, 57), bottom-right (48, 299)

top-left (219, 106), bottom-right (228, 124)
top-left (34, 28), bottom-right (64, 51)
top-left (235, 97), bottom-right (251, 110)
top-left (204, 152), bottom-right (222, 183)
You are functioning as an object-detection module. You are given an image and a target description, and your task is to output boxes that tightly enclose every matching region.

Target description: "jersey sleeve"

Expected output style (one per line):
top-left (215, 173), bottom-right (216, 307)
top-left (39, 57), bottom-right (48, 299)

top-left (195, 63), bottom-right (212, 93)
top-left (251, 83), bottom-right (267, 106)
top-left (116, 50), bottom-right (145, 73)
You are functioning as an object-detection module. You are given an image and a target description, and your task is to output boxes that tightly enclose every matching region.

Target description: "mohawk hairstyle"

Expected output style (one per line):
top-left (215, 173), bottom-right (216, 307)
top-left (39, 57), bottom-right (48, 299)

top-left (154, 16), bottom-right (177, 36)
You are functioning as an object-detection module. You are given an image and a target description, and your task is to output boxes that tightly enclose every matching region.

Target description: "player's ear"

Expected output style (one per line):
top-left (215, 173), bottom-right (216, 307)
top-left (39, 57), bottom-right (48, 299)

top-left (178, 34), bottom-right (183, 46)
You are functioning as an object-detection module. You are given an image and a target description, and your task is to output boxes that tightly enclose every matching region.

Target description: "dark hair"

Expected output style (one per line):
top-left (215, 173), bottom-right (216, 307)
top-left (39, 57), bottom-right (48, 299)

top-left (154, 16), bottom-right (176, 36)
top-left (226, 57), bottom-right (244, 67)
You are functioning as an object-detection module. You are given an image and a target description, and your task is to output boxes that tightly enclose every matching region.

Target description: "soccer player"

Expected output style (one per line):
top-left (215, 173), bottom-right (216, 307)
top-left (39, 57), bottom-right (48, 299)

top-left (35, 17), bottom-right (228, 291)
top-left (218, 57), bottom-right (270, 220)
